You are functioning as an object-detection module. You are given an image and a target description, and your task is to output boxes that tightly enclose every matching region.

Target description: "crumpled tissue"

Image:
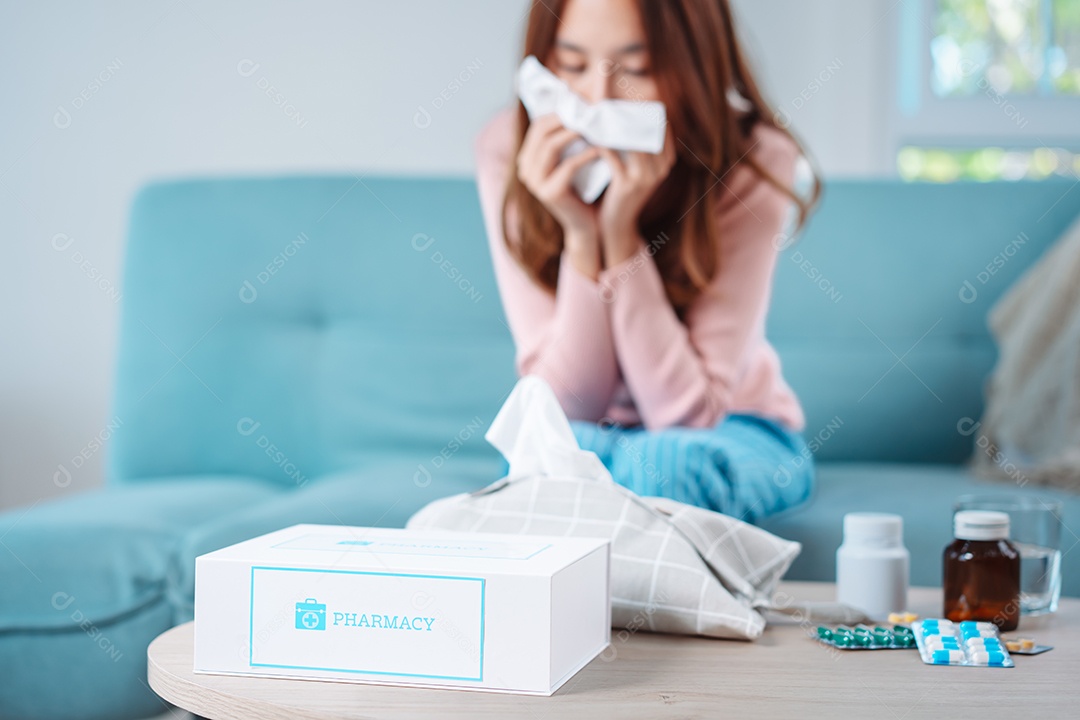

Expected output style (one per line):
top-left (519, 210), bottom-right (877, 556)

top-left (515, 55), bottom-right (667, 203)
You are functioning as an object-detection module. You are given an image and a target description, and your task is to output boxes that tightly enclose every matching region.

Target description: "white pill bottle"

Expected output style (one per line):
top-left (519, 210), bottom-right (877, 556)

top-left (836, 512), bottom-right (910, 620)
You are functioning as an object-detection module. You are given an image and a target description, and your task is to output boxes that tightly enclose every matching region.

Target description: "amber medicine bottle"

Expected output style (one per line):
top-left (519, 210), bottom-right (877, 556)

top-left (943, 510), bottom-right (1021, 631)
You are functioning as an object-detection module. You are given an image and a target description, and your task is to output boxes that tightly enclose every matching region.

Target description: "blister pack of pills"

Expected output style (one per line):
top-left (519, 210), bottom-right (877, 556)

top-left (912, 619), bottom-right (1014, 667)
top-left (1004, 637), bottom-right (1053, 655)
top-left (815, 624), bottom-right (916, 650)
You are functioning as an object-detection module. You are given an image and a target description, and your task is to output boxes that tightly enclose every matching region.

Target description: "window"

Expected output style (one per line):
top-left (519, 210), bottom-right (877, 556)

top-left (894, 0), bottom-right (1080, 181)
top-left (932, 0), bottom-right (1080, 97)
top-left (897, 145), bottom-right (1080, 182)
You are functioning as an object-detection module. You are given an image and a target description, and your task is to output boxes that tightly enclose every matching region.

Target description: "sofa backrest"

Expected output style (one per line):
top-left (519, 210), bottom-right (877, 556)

top-left (108, 176), bottom-right (517, 488)
top-left (109, 176), bottom-right (1080, 485)
top-left (768, 179), bottom-right (1080, 462)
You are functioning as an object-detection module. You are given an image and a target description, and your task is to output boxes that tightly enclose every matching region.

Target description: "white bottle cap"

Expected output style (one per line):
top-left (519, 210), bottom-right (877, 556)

top-left (954, 510), bottom-right (1010, 541)
top-left (842, 512), bottom-right (904, 548)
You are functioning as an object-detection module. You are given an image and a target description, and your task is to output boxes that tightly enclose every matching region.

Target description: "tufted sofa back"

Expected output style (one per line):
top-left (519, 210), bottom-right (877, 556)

top-left (108, 176), bottom-right (516, 487)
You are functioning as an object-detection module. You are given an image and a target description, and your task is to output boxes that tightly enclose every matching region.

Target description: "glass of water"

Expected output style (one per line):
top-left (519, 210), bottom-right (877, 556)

top-left (953, 495), bottom-right (1063, 616)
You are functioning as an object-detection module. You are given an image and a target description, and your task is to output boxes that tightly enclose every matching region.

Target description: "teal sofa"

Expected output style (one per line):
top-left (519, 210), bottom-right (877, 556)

top-left (1, 175), bottom-right (1079, 719)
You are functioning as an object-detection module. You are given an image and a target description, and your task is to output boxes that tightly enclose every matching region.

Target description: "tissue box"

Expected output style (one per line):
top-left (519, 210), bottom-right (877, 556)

top-left (194, 524), bottom-right (611, 695)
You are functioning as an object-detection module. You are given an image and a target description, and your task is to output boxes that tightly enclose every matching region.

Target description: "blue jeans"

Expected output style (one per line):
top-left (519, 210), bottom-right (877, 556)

top-left (569, 414), bottom-right (814, 523)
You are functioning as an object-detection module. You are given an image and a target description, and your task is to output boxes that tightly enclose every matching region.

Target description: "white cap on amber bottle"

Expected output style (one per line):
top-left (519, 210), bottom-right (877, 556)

top-left (954, 510), bottom-right (1010, 541)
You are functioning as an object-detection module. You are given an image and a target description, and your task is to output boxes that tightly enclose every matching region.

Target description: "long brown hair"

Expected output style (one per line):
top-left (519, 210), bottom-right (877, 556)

top-left (502, 0), bottom-right (821, 315)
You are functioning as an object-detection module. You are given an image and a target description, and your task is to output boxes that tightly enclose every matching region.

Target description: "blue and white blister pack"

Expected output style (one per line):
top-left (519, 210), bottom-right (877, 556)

top-left (912, 619), bottom-right (1014, 667)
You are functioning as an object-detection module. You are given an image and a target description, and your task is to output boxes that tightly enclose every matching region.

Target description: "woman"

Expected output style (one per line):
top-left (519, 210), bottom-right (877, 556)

top-left (475, 0), bottom-right (821, 521)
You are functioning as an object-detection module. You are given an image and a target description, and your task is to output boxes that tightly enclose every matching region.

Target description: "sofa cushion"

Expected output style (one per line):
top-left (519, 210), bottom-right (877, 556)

top-left (0, 475), bottom-right (281, 631)
top-left (0, 597), bottom-right (174, 720)
top-left (759, 462), bottom-right (1080, 596)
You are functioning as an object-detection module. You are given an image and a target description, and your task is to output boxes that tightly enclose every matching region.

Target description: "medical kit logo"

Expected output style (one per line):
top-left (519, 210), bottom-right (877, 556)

top-left (295, 598), bottom-right (326, 631)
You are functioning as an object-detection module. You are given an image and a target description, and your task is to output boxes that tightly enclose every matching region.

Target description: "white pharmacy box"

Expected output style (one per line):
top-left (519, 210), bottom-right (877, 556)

top-left (194, 523), bottom-right (611, 695)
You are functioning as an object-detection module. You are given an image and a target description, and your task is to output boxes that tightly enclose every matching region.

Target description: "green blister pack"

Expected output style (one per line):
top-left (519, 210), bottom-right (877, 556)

top-left (815, 624), bottom-right (916, 650)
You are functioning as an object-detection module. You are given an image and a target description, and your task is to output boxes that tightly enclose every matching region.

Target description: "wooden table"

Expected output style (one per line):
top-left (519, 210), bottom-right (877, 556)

top-left (148, 581), bottom-right (1080, 719)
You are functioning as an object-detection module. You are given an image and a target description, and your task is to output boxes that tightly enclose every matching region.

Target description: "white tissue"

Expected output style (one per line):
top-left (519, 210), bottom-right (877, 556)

top-left (514, 55), bottom-right (667, 203)
top-left (485, 375), bottom-right (612, 482)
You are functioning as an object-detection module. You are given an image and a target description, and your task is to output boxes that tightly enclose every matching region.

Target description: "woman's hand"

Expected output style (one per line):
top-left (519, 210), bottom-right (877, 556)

top-left (596, 128), bottom-right (677, 266)
top-left (516, 113), bottom-right (603, 279)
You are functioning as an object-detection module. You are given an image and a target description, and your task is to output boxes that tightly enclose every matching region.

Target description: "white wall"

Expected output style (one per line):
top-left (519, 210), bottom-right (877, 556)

top-left (1, 0), bottom-right (897, 511)
top-left (733, 0), bottom-right (897, 176)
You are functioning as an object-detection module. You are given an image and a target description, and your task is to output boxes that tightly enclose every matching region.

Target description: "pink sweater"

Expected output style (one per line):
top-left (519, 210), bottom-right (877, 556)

top-left (475, 106), bottom-right (806, 433)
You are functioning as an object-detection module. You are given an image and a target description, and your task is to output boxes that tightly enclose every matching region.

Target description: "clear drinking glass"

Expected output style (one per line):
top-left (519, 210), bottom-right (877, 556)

top-left (953, 495), bottom-right (1063, 616)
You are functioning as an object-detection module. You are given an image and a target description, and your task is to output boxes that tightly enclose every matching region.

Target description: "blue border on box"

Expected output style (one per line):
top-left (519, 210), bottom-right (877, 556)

top-left (248, 566), bottom-right (486, 682)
